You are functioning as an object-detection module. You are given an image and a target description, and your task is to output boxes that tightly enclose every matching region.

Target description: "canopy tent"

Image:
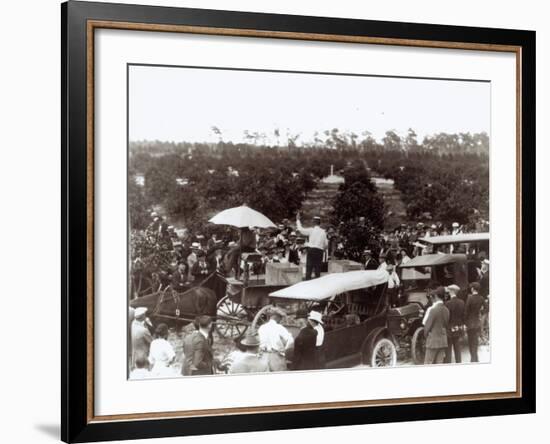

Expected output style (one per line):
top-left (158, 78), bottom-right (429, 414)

top-left (419, 232), bottom-right (489, 245)
top-left (208, 205), bottom-right (276, 228)
top-left (398, 253), bottom-right (467, 269)
top-left (269, 269), bottom-right (389, 301)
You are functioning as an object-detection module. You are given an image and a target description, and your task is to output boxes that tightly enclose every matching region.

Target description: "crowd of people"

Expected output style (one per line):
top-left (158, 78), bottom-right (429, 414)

top-left (131, 209), bottom-right (488, 296)
top-left (129, 209), bottom-right (490, 377)
top-left (129, 307), bottom-right (327, 378)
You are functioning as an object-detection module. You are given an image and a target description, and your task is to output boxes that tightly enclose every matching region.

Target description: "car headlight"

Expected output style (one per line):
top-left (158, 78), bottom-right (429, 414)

top-left (400, 320), bottom-right (407, 330)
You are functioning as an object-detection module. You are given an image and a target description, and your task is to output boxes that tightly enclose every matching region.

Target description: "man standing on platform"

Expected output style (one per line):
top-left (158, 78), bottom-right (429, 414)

top-left (296, 212), bottom-right (328, 280)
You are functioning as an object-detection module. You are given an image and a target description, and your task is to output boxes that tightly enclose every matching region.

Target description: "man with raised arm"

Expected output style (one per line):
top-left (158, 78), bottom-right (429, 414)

top-left (296, 212), bottom-right (328, 280)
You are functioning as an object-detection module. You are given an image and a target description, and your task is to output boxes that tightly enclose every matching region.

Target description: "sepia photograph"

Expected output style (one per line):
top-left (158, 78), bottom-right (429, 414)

top-left (127, 64), bottom-right (491, 380)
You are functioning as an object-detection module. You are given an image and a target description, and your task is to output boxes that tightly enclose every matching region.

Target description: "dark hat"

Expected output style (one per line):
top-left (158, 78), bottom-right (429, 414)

top-left (432, 286), bottom-right (446, 298)
top-left (197, 315), bottom-right (212, 328)
top-left (469, 282), bottom-right (481, 292)
top-left (240, 332), bottom-right (261, 347)
top-left (197, 250), bottom-right (206, 257)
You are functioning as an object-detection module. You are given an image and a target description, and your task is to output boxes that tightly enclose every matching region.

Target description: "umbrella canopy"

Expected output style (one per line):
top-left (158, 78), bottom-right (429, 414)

top-left (208, 205), bottom-right (276, 228)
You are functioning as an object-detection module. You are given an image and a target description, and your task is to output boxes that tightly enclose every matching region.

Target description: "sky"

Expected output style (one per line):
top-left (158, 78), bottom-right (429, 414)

top-left (128, 64), bottom-right (490, 145)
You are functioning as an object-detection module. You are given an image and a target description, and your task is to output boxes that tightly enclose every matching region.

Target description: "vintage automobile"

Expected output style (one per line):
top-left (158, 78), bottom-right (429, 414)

top-left (390, 253), bottom-right (470, 364)
top-left (250, 269), bottom-right (398, 368)
top-left (418, 232), bottom-right (489, 257)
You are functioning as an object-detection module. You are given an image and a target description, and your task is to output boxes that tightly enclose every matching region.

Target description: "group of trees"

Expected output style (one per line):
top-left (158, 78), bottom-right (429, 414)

top-left (129, 129), bottom-right (489, 234)
top-left (331, 164), bottom-right (386, 261)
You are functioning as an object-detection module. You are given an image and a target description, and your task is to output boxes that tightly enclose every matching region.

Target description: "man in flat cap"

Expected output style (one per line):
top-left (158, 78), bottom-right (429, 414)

top-left (296, 212), bottom-right (328, 280)
top-left (422, 287), bottom-right (450, 364)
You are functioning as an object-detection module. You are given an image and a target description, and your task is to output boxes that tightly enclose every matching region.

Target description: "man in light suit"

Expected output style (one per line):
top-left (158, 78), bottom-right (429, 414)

top-left (423, 287), bottom-right (450, 364)
top-left (131, 307), bottom-right (152, 369)
top-left (181, 315), bottom-right (214, 376)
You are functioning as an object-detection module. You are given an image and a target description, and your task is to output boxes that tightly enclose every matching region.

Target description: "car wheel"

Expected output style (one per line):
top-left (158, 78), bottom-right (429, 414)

top-left (411, 326), bottom-right (426, 365)
top-left (370, 337), bottom-right (397, 367)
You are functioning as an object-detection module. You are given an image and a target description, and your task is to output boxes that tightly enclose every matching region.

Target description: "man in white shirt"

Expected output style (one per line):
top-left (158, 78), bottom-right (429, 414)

top-left (296, 213), bottom-right (328, 280)
top-left (258, 309), bottom-right (294, 371)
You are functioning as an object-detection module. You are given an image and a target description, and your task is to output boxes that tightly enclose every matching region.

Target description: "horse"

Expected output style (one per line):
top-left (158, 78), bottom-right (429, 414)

top-left (130, 272), bottom-right (228, 326)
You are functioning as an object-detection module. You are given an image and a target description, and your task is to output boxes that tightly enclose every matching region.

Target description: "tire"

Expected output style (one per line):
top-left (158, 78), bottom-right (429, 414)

top-left (411, 326), bottom-right (426, 365)
top-left (370, 337), bottom-right (397, 367)
top-left (215, 295), bottom-right (249, 339)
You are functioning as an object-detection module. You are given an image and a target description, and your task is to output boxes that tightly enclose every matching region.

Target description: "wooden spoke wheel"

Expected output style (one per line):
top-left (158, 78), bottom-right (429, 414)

top-left (370, 338), bottom-right (397, 367)
top-left (215, 295), bottom-right (249, 339)
top-left (411, 326), bottom-right (426, 365)
top-left (251, 304), bottom-right (287, 332)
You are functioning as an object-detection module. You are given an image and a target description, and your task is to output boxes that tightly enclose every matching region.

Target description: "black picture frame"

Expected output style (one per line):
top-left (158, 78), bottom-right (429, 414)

top-left (62, 1), bottom-right (536, 442)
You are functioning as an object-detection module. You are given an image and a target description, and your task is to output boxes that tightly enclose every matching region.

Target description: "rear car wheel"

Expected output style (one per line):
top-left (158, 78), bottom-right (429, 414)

top-left (370, 338), bottom-right (397, 367)
top-left (411, 326), bottom-right (426, 365)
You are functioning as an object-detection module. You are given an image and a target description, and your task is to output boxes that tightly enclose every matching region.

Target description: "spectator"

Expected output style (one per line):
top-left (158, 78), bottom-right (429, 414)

top-left (148, 323), bottom-right (176, 377)
top-left (131, 307), bottom-right (152, 369)
top-left (258, 309), bottom-right (294, 371)
top-left (465, 282), bottom-right (484, 362)
top-left (423, 287), bottom-right (450, 364)
top-left (444, 284), bottom-right (465, 363)
top-left (181, 316), bottom-right (214, 376)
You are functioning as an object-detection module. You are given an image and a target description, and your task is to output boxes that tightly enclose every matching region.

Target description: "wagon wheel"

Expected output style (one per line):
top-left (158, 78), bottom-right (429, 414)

top-left (250, 304), bottom-right (287, 332)
top-left (411, 326), bottom-right (426, 365)
top-left (370, 338), bottom-right (397, 367)
top-left (215, 295), bottom-right (249, 339)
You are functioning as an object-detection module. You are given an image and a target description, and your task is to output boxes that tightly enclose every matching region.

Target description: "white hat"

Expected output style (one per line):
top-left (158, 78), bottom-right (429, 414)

top-left (134, 307), bottom-right (148, 318)
top-left (446, 284), bottom-right (461, 294)
top-left (168, 225), bottom-right (174, 230)
top-left (431, 224), bottom-right (437, 229)
top-left (452, 222), bottom-right (459, 228)
top-left (191, 242), bottom-right (201, 249)
top-left (482, 259), bottom-right (490, 265)
top-left (308, 310), bottom-right (324, 325)
top-left (150, 211), bottom-right (158, 217)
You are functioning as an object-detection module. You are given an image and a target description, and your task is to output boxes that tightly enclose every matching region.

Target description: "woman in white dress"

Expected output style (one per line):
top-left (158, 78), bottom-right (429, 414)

top-left (148, 323), bottom-right (176, 377)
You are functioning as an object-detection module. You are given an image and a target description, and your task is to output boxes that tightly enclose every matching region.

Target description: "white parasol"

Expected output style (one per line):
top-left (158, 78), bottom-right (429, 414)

top-left (208, 205), bottom-right (276, 228)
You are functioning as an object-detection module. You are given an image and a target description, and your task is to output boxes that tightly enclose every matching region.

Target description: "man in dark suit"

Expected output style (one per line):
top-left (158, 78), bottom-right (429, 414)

top-left (364, 249), bottom-right (379, 270)
top-left (444, 284), bottom-right (465, 363)
top-left (191, 251), bottom-right (210, 283)
top-left (171, 262), bottom-right (188, 291)
top-left (423, 287), bottom-right (450, 364)
top-left (208, 247), bottom-right (225, 275)
top-left (292, 315), bottom-right (319, 371)
top-left (478, 259), bottom-right (490, 298)
top-left (465, 282), bottom-right (484, 362)
top-left (287, 232), bottom-right (301, 266)
top-left (181, 315), bottom-right (214, 376)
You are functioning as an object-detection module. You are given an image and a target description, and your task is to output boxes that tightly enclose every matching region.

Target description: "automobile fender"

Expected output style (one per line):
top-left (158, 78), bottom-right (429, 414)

top-left (361, 326), bottom-right (396, 364)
